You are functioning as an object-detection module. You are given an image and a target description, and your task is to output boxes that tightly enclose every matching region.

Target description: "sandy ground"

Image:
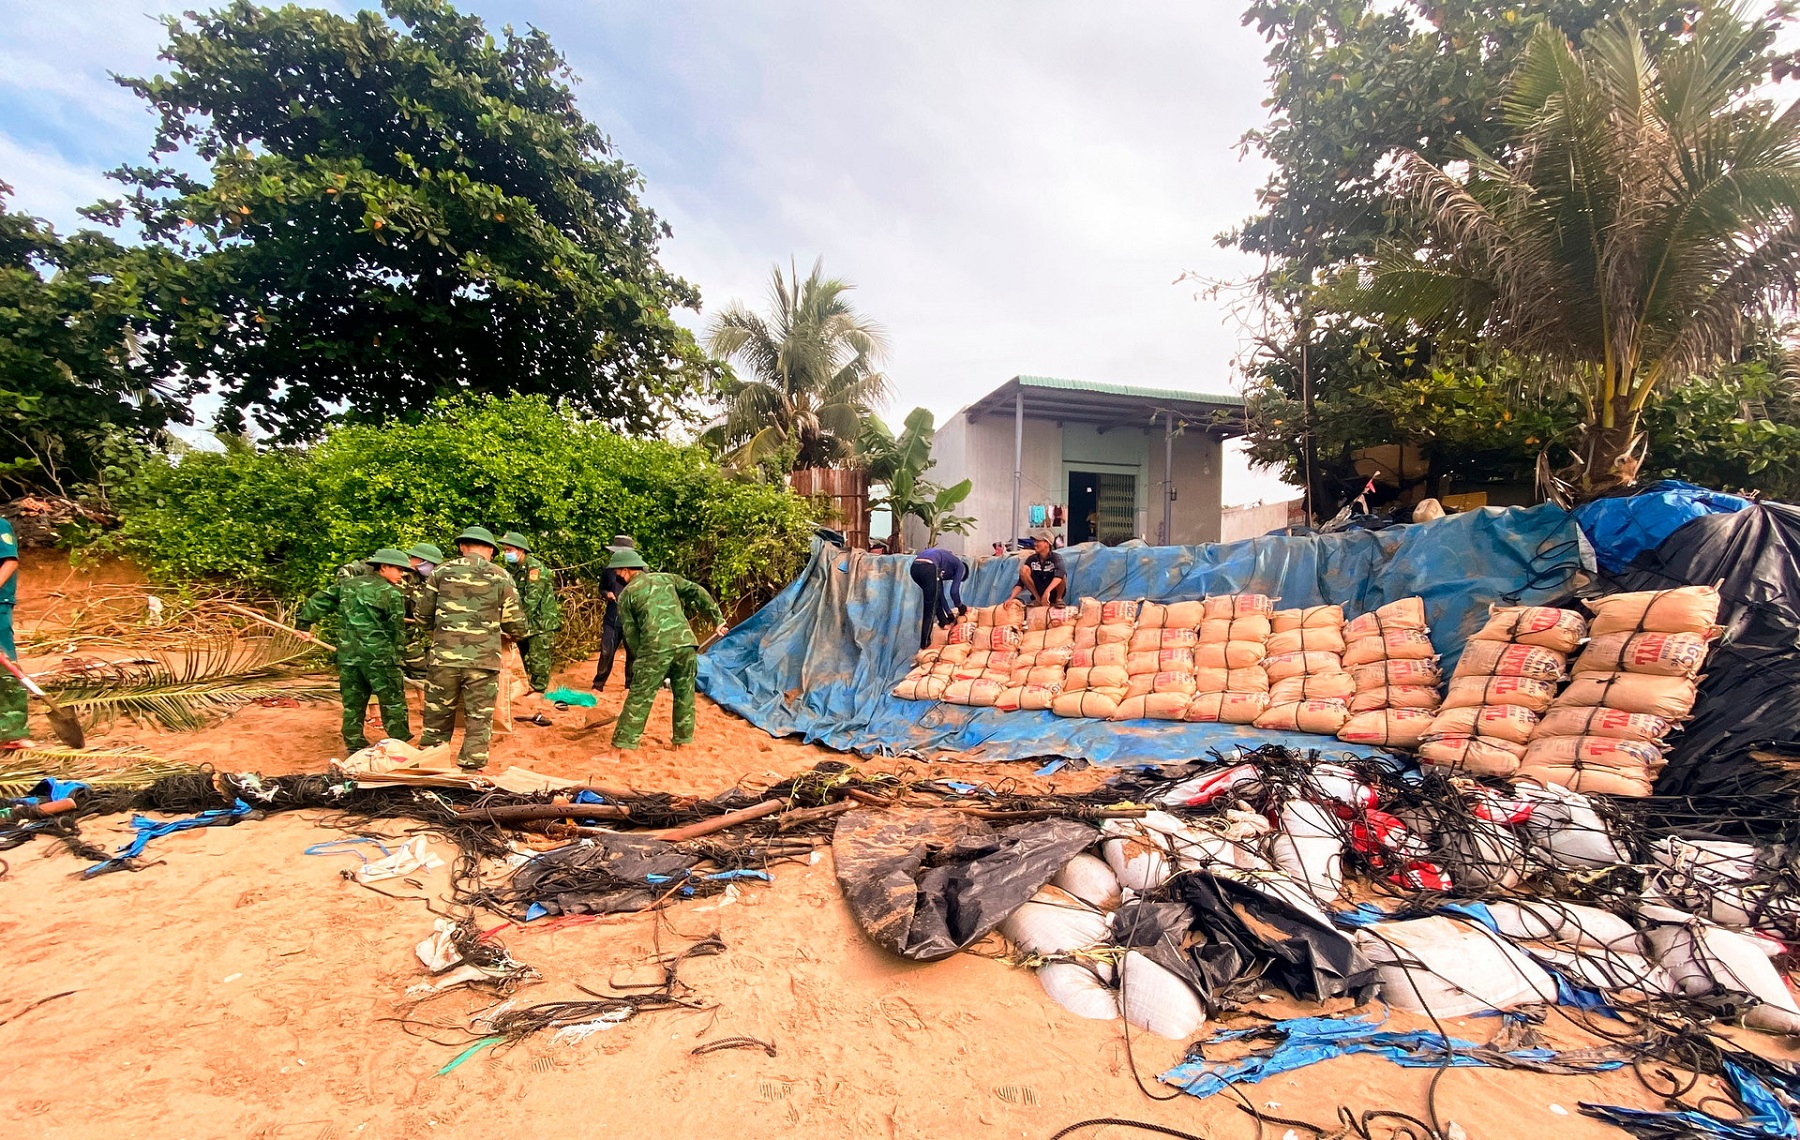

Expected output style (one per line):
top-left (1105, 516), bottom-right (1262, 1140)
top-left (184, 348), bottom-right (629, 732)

top-left (0, 554), bottom-right (1761, 1139)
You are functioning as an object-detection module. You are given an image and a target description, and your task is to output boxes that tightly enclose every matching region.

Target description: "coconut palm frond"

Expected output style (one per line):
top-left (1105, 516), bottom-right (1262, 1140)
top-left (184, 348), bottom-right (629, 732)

top-left (0, 748), bottom-right (195, 797)
top-left (52, 673), bottom-right (339, 732)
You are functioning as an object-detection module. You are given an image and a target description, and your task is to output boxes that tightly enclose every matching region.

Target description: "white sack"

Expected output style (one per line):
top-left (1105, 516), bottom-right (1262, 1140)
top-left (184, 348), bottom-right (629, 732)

top-left (1037, 961), bottom-right (1120, 1021)
top-left (1118, 950), bottom-right (1206, 1040)
top-left (1355, 916), bottom-right (1558, 1018)
top-left (999, 886), bottom-right (1111, 956)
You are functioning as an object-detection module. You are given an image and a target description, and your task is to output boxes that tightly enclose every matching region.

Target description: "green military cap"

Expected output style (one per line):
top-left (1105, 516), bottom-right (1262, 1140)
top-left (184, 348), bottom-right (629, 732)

top-left (499, 530), bottom-right (532, 551)
top-left (406, 542), bottom-right (444, 563)
top-left (368, 548), bottom-right (413, 569)
top-left (607, 534), bottom-right (636, 551)
top-left (456, 525), bottom-right (498, 548)
top-left (606, 548), bottom-right (648, 570)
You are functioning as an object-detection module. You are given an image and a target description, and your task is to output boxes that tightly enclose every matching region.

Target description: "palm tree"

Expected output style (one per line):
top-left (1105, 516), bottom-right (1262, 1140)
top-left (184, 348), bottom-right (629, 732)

top-left (1368, 7), bottom-right (1800, 498)
top-left (705, 258), bottom-right (891, 470)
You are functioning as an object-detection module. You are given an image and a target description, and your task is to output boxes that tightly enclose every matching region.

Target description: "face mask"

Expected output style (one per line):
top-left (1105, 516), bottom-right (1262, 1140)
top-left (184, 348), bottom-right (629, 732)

top-left (414, 561), bottom-right (436, 575)
top-left (503, 551), bottom-right (520, 563)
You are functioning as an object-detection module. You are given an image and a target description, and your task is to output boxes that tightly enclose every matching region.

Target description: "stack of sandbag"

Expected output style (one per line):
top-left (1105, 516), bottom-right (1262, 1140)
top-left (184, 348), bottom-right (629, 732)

top-left (997, 603), bottom-right (1076, 712)
top-left (1255, 604), bottom-right (1351, 735)
top-left (891, 647), bottom-right (950, 701)
top-left (1518, 586), bottom-right (1719, 797)
top-left (1419, 605), bottom-right (1585, 777)
top-left (940, 611), bottom-right (1023, 708)
top-left (1113, 599), bottom-right (1206, 721)
top-left (1337, 596), bottom-right (1441, 748)
top-left (1054, 599), bottom-right (1139, 719)
top-left (1183, 594), bottom-right (1274, 725)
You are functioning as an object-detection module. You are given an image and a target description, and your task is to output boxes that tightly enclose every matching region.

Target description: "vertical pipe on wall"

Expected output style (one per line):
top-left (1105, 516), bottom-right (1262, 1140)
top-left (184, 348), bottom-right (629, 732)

top-left (1162, 412), bottom-right (1174, 545)
top-left (1011, 385), bottom-right (1024, 547)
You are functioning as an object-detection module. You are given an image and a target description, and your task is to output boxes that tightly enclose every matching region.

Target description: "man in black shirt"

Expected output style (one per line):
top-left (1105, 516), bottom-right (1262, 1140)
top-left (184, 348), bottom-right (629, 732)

top-left (592, 534), bottom-right (638, 691)
top-left (1008, 534), bottom-right (1068, 607)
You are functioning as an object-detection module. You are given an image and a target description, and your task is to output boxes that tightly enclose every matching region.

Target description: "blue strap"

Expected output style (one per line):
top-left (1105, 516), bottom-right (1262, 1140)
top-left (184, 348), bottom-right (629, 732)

top-left (83, 799), bottom-right (254, 878)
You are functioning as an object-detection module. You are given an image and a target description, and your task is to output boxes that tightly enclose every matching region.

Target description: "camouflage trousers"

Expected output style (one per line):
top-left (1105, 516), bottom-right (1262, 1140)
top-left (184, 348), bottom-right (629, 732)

top-left (522, 631), bottom-right (555, 692)
top-left (339, 660), bottom-right (411, 753)
top-left (612, 647), bottom-right (697, 750)
top-left (0, 605), bottom-right (27, 743)
top-left (401, 631), bottom-right (431, 679)
top-left (419, 665), bottom-right (500, 769)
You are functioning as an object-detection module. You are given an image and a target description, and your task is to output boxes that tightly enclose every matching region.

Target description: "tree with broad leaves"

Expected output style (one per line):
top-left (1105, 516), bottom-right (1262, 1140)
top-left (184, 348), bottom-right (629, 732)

top-left (859, 407), bottom-right (975, 552)
top-left (1365, 9), bottom-right (1800, 498)
top-left (102, 0), bottom-right (709, 442)
top-left (0, 183), bottom-right (185, 496)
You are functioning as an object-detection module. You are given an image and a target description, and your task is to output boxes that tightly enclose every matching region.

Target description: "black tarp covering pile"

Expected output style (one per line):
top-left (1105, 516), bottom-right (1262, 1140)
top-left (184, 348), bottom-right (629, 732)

top-left (1613, 502), bottom-right (1800, 830)
top-left (832, 809), bottom-right (1098, 961)
top-left (1114, 875), bottom-right (1378, 1006)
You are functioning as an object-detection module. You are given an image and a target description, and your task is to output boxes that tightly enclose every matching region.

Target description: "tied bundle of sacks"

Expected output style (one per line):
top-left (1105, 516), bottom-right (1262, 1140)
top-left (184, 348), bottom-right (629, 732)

top-left (1179, 594), bottom-right (1275, 725)
top-left (1418, 605), bottom-right (1586, 778)
top-left (940, 603), bottom-right (1028, 707)
top-left (1254, 604), bottom-right (1351, 735)
top-left (1335, 597), bottom-right (1443, 749)
top-left (997, 602), bottom-right (1079, 711)
top-left (1518, 586), bottom-right (1720, 797)
top-left (1054, 598), bottom-right (1144, 719)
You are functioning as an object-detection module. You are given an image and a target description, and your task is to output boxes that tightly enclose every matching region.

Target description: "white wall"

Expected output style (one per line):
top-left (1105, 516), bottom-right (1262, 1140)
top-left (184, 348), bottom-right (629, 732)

top-left (924, 408), bottom-right (1227, 551)
top-left (1220, 499), bottom-right (1296, 543)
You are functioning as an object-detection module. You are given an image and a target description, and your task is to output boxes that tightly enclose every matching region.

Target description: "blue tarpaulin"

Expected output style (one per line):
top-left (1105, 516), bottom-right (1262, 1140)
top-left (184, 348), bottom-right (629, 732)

top-left (1160, 1009), bottom-right (1624, 1100)
top-left (698, 504), bottom-right (1589, 764)
top-left (1572, 480), bottom-right (1749, 574)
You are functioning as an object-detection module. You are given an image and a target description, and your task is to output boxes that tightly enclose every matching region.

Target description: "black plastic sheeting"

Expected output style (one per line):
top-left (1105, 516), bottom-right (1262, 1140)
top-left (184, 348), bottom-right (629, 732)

top-left (1612, 502), bottom-right (1800, 829)
top-left (510, 833), bottom-right (700, 916)
top-left (1114, 875), bottom-right (1379, 1006)
top-left (832, 809), bottom-right (1098, 961)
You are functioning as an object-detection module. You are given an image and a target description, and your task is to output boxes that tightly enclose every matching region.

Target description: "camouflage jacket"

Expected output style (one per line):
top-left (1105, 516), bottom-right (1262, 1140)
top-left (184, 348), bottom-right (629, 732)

top-left (619, 572), bottom-right (724, 655)
top-left (340, 558), bottom-right (425, 620)
top-left (296, 571), bottom-right (407, 667)
top-left (418, 553), bottom-right (530, 671)
top-left (505, 554), bottom-right (562, 633)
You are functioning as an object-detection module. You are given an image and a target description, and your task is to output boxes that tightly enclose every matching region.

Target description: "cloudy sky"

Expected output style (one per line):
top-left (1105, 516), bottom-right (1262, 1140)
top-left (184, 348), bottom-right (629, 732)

top-left (0, 0), bottom-right (1295, 504)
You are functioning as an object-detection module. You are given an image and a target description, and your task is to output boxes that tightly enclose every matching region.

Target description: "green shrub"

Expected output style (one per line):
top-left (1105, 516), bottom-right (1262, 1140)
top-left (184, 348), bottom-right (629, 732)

top-left (104, 395), bottom-right (818, 610)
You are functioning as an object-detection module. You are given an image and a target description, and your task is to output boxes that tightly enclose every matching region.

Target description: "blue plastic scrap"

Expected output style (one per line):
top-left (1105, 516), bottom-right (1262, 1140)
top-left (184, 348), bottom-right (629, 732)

top-left (699, 504), bottom-right (1589, 764)
top-left (1573, 480), bottom-right (1750, 574)
top-left (83, 799), bottom-right (254, 878)
top-left (1583, 1060), bottom-right (1798, 1139)
top-left (1160, 1010), bottom-right (1624, 1099)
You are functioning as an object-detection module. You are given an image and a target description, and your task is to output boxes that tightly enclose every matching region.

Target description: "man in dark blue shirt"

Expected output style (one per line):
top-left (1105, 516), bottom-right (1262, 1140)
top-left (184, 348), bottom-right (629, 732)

top-left (909, 547), bottom-right (968, 649)
top-left (1008, 535), bottom-right (1068, 608)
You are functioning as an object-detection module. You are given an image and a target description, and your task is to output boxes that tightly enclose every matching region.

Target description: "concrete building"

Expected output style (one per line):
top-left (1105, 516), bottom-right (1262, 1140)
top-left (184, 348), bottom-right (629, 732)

top-left (921, 375), bottom-right (1245, 554)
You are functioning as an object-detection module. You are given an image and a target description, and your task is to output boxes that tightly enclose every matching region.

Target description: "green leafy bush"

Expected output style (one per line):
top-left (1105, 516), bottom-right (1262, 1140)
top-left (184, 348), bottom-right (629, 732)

top-left (103, 395), bottom-right (817, 610)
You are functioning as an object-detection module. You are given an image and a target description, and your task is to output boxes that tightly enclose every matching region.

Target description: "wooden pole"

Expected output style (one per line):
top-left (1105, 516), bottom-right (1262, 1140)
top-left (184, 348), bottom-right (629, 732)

top-left (655, 799), bottom-right (784, 843)
top-left (222, 602), bottom-right (337, 651)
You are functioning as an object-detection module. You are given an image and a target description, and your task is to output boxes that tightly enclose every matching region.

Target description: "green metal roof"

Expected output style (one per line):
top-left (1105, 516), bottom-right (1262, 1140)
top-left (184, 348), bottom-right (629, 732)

top-left (1013, 375), bottom-right (1244, 407)
top-left (961, 375), bottom-right (1246, 436)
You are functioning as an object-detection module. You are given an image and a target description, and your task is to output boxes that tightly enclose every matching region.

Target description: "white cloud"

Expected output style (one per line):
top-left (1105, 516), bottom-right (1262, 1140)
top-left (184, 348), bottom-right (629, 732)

top-left (0, 133), bottom-right (118, 227)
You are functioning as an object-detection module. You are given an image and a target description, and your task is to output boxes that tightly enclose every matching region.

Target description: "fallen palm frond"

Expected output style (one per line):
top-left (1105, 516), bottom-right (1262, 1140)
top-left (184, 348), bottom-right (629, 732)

top-left (0, 747), bottom-right (192, 797)
top-left (22, 586), bottom-right (313, 657)
top-left (47, 677), bottom-right (338, 732)
top-left (38, 631), bottom-right (336, 731)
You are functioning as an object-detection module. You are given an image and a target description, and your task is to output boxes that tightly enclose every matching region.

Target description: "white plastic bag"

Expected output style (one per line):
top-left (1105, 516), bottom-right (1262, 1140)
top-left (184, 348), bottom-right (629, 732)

top-left (1037, 961), bottom-right (1119, 1021)
top-left (1051, 853), bottom-right (1124, 911)
top-left (1643, 911), bottom-right (1800, 1034)
top-left (999, 886), bottom-right (1111, 956)
top-left (1355, 916), bottom-right (1558, 1018)
top-left (1268, 799), bottom-right (1345, 903)
top-left (1512, 782), bottom-right (1630, 869)
top-left (1485, 900), bottom-right (1646, 955)
top-left (1118, 951), bottom-right (1206, 1040)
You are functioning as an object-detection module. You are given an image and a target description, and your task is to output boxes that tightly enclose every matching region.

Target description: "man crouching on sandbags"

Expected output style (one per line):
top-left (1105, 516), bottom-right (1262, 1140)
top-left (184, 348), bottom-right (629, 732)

top-left (1008, 533), bottom-right (1067, 608)
top-left (601, 548), bottom-right (727, 751)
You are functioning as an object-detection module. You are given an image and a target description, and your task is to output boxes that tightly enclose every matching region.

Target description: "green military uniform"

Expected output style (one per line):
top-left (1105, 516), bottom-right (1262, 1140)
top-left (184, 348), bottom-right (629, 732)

top-left (500, 531), bottom-right (561, 691)
top-left (417, 528), bottom-right (530, 769)
top-left (298, 551), bottom-right (412, 753)
top-left (0, 518), bottom-right (27, 742)
top-left (613, 561), bottom-right (724, 750)
top-left (400, 543), bottom-right (444, 678)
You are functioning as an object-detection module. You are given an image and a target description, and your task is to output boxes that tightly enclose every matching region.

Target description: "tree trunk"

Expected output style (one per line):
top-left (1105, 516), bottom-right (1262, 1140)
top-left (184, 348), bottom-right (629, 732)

top-left (1576, 405), bottom-right (1647, 499)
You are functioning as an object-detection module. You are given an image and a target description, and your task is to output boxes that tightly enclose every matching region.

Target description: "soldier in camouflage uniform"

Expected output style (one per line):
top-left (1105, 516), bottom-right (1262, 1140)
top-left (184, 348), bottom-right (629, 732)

top-left (606, 548), bottom-right (727, 751)
top-left (499, 531), bottom-right (561, 691)
top-left (400, 542), bottom-right (444, 678)
top-left (417, 526), bottom-right (531, 770)
top-left (298, 548), bottom-right (414, 753)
